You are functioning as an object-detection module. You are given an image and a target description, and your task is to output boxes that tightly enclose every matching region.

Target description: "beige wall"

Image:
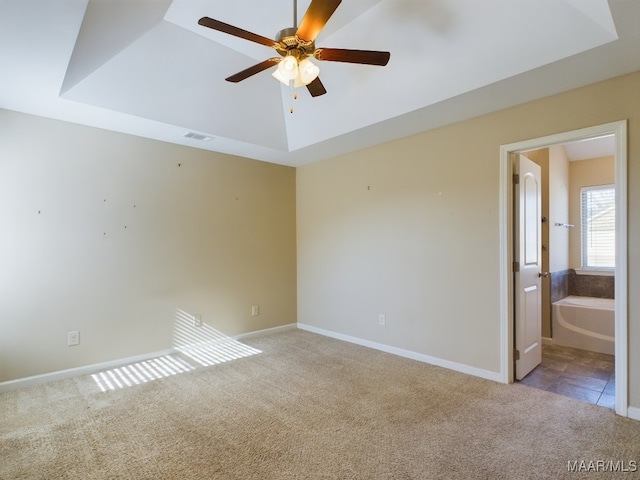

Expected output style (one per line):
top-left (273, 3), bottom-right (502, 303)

top-left (297, 71), bottom-right (640, 408)
top-left (0, 110), bottom-right (297, 382)
top-left (2, 71), bottom-right (639, 413)
top-left (568, 156), bottom-right (615, 269)
top-left (524, 149), bottom-right (551, 338)
top-left (549, 146), bottom-right (570, 272)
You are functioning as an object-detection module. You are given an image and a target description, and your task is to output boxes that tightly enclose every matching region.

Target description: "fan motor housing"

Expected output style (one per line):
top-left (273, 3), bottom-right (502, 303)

top-left (275, 28), bottom-right (315, 59)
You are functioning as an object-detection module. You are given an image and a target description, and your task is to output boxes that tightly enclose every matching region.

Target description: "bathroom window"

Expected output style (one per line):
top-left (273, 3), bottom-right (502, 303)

top-left (581, 185), bottom-right (615, 269)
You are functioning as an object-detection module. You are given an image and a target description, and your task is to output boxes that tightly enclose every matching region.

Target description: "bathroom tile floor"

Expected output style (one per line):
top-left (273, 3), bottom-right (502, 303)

top-left (518, 344), bottom-right (615, 409)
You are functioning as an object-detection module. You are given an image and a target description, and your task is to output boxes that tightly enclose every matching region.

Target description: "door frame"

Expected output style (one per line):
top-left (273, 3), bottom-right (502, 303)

top-left (499, 120), bottom-right (628, 417)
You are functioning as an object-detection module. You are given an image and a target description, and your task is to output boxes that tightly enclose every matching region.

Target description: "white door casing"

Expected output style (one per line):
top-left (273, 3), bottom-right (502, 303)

top-left (514, 154), bottom-right (542, 380)
top-left (500, 121), bottom-right (627, 417)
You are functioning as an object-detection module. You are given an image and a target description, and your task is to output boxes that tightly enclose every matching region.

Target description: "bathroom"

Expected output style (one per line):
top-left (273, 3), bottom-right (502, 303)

top-left (520, 135), bottom-right (616, 408)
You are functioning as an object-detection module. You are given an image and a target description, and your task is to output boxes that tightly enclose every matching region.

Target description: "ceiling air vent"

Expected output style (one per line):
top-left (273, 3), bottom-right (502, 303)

top-left (183, 132), bottom-right (214, 141)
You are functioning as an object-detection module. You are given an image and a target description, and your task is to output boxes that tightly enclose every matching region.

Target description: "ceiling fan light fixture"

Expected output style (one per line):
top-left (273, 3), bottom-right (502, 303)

top-left (198, 0), bottom-right (390, 98)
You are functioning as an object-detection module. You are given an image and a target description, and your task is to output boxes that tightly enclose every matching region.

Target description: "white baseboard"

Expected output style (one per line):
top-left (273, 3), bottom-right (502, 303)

top-left (0, 348), bottom-right (176, 393)
top-left (0, 323), bottom-right (298, 393)
top-left (297, 323), bottom-right (503, 383)
top-left (542, 336), bottom-right (554, 345)
top-left (628, 406), bottom-right (640, 421)
top-left (235, 323), bottom-right (297, 340)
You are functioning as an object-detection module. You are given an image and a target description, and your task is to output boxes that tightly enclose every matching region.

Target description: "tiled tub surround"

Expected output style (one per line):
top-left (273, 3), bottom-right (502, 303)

top-left (550, 269), bottom-right (614, 302)
top-left (569, 271), bottom-right (614, 299)
top-left (550, 270), bottom-right (570, 303)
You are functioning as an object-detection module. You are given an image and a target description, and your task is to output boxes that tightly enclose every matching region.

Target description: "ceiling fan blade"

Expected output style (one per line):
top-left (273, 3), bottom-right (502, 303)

top-left (315, 48), bottom-right (390, 66)
top-left (296, 0), bottom-right (342, 42)
top-left (198, 17), bottom-right (277, 48)
top-left (306, 77), bottom-right (327, 97)
top-left (225, 58), bottom-right (281, 83)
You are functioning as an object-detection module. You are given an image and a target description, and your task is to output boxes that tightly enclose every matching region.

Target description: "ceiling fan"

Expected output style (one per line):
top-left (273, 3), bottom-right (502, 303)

top-left (198, 0), bottom-right (390, 98)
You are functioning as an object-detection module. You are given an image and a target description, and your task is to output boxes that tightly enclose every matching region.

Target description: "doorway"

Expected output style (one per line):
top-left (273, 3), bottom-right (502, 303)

top-left (498, 121), bottom-right (628, 417)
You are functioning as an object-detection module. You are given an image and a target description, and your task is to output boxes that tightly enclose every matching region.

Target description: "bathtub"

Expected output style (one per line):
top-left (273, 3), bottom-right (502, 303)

top-left (552, 296), bottom-right (614, 355)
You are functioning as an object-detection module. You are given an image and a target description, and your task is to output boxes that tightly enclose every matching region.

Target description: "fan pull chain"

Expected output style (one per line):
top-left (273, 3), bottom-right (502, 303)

top-left (289, 80), bottom-right (298, 114)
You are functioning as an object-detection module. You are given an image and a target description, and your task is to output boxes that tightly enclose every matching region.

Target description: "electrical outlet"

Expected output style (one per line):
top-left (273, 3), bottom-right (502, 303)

top-left (193, 314), bottom-right (203, 327)
top-left (379, 314), bottom-right (386, 326)
top-left (251, 305), bottom-right (260, 316)
top-left (67, 330), bottom-right (80, 346)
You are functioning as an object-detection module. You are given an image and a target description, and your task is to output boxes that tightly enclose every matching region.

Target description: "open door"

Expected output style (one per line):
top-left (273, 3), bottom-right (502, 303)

top-left (514, 154), bottom-right (543, 380)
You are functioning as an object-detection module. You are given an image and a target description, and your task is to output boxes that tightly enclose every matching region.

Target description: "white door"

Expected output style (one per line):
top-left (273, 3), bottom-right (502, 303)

top-left (514, 154), bottom-right (542, 380)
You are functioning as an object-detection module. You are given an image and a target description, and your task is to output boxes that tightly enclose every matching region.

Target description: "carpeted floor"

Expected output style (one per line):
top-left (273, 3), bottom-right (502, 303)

top-left (2, 329), bottom-right (639, 479)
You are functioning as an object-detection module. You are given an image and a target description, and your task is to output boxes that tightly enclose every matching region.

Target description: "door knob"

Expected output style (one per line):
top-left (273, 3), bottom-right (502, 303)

top-left (538, 272), bottom-right (549, 278)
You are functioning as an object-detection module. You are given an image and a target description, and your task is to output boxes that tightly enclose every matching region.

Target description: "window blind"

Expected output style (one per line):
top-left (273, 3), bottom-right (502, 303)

top-left (581, 185), bottom-right (615, 269)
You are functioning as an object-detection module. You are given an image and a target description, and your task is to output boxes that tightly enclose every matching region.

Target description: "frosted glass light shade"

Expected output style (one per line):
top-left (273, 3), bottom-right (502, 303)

top-left (278, 55), bottom-right (298, 80)
top-left (298, 58), bottom-right (320, 85)
top-left (272, 68), bottom-right (290, 85)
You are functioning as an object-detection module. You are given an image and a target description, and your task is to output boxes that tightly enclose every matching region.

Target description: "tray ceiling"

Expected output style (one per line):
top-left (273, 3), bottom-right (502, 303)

top-left (1, 0), bottom-right (639, 166)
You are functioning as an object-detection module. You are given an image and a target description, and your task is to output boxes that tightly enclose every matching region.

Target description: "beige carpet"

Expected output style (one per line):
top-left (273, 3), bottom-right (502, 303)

top-left (2, 329), bottom-right (639, 479)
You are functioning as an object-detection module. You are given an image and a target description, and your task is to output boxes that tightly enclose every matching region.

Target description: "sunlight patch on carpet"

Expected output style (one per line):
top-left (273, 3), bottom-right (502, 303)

top-left (89, 310), bottom-right (262, 392)
top-left (173, 308), bottom-right (262, 367)
top-left (91, 355), bottom-right (196, 392)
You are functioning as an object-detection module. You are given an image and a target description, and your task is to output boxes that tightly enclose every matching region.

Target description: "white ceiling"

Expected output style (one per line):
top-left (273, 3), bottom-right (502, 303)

top-left (1, 0), bottom-right (639, 167)
top-left (564, 135), bottom-right (615, 161)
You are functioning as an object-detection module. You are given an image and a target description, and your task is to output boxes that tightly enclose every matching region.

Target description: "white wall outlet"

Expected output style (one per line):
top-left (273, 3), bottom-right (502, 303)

top-left (193, 314), bottom-right (203, 327)
top-left (67, 330), bottom-right (80, 346)
top-left (379, 314), bottom-right (386, 326)
top-left (251, 305), bottom-right (260, 316)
